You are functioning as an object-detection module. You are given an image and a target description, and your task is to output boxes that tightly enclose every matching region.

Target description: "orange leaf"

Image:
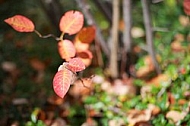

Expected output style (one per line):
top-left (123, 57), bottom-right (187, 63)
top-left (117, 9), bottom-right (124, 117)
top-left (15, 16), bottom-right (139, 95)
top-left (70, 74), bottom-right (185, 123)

top-left (58, 40), bottom-right (76, 61)
top-left (76, 26), bottom-right (96, 43)
top-left (74, 39), bottom-right (90, 52)
top-left (59, 10), bottom-right (84, 35)
top-left (53, 69), bottom-right (73, 98)
top-left (4, 15), bottom-right (35, 32)
top-left (66, 57), bottom-right (86, 72)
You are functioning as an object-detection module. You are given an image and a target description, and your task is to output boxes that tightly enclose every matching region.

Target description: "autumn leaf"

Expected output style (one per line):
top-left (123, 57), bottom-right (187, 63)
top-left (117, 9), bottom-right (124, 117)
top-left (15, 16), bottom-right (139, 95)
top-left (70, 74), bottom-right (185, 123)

top-left (77, 50), bottom-right (93, 59)
top-left (53, 69), bottom-right (73, 98)
top-left (59, 10), bottom-right (84, 35)
top-left (183, 0), bottom-right (190, 15)
top-left (66, 57), bottom-right (86, 72)
top-left (77, 50), bottom-right (93, 67)
top-left (75, 26), bottom-right (96, 43)
top-left (58, 40), bottom-right (76, 61)
top-left (74, 39), bottom-right (90, 52)
top-left (4, 15), bottom-right (35, 32)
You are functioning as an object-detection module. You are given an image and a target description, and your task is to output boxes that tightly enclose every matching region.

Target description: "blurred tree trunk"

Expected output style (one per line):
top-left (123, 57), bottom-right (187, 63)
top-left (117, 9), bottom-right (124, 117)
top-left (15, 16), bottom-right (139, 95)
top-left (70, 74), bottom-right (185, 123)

top-left (141, 0), bottom-right (161, 74)
top-left (121, 0), bottom-right (132, 76)
top-left (110, 0), bottom-right (120, 78)
top-left (75, 0), bottom-right (110, 57)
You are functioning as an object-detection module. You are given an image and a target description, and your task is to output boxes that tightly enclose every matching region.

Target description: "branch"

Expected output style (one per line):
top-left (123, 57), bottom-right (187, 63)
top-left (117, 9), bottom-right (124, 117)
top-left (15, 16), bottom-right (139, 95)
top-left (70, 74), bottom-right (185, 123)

top-left (141, 0), bottom-right (161, 74)
top-left (123, 0), bottom-right (132, 52)
top-left (75, 0), bottom-right (110, 57)
top-left (121, 0), bottom-right (132, 76)
top-left (34, 30), bottom-right (60, 41)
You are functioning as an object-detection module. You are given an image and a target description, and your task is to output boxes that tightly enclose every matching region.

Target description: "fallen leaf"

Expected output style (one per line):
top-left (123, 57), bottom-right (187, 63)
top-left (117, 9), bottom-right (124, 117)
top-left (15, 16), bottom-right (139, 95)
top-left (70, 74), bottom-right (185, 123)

top-left (147, 74), bottom-right (170, 87)
top-left (179, 15), bottom-right (190, 27)
top-left (69, 77), bottom-right (93, 97)
top-left (30, 58), bottom-right (46, 71)
top-left (166, 110), bottom-right (186, 123)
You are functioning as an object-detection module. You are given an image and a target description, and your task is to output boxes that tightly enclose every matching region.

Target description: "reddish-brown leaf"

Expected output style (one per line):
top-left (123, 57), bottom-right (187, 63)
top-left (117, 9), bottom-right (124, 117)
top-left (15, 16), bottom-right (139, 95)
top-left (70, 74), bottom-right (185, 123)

top-left (183, 0), bottom-right (190, 15)
top-left (77, 50), bottom-right (93, 67)
top-left (59, 10), bottom-right (84, 35)
top-left (66, 57), bottom-right (86, 72)
top-left (58, 40), bottom-right (76, 61)
top-left (76, 26), bottom-right (96, 43)
top-left (4, 15), bottom-right (35, 32)
top-left (53, 69), bottom-right (73, 98)
top-left (77, 50), bottom-right (93, 59)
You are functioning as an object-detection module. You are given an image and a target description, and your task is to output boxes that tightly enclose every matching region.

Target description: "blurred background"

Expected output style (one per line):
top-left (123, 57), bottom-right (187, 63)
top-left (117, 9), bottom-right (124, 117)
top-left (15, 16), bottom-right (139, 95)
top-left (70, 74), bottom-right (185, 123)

top-left (0, 0), bottom-right (190, 126)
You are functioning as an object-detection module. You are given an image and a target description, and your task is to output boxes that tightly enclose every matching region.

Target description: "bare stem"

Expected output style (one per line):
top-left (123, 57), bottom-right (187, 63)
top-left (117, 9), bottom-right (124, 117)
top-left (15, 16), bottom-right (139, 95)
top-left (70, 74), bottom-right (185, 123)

top-left (78, 78), bottom-right (91, 90)
top-left (141, 0), bottom-right (161, 74)
top-left (34, 30), bottom-right (60, 41)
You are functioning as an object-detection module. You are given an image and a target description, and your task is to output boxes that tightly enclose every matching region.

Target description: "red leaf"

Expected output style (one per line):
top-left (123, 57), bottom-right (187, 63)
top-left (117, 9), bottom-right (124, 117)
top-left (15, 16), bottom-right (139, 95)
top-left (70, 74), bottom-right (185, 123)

top-left (53, 69), bottom-right (73, 98)
top-left (66, 57), bottom-right (86, 72)
top-left (76, 26), bottom-right (96, 43)
top-left (59, 10), bottom-right (84, 35)
top-left (183, 0), bottom-right (190, 15)
top-left (4, 15), bottom-right (35, 32)
top-left (58, 40), bottom-right (76, 61)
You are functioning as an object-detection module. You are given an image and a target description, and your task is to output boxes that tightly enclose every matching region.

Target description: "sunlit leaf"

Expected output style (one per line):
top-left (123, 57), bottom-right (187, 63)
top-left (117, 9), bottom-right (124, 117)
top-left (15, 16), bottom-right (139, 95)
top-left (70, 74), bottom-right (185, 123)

top-left (4, 15), bottom-right (35, 32)
top-left (76, 26), bottom-right (96, 43)
top-left (74, 39), bottom-right (90, 52)
top-left (59, 10), bottom-right (84, 35)
top-left (66, 57), bottom-right (86, 72)
top-left (58, 40), bottom-right (76, 61)
top-left (53, 69), bottom-right (73, 98)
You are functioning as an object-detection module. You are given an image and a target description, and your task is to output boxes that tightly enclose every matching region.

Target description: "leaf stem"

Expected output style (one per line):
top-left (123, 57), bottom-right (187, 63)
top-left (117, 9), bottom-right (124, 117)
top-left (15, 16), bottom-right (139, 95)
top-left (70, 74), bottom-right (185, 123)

top-left (34, 30), bottom-right (42, 37)
top-left (59, 32), bottom-right (65, 40)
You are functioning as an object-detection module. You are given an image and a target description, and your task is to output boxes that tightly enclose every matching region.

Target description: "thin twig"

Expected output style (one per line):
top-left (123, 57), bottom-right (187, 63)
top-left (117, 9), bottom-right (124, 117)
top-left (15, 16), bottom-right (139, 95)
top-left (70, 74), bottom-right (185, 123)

top-left (34, 30), bottom-right (60, 41)
top-left (78, 78), bottom-right (91, 90)
top-left (141, 0), bottom-right (161, 74)
top-left (121, 0), bottom-right (132, 76)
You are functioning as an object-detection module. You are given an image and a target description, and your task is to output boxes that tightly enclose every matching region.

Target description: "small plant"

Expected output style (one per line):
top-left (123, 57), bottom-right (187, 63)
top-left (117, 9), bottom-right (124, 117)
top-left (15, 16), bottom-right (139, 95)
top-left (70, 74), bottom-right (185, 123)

top-left (4, 10), bottom-right (95, 98)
